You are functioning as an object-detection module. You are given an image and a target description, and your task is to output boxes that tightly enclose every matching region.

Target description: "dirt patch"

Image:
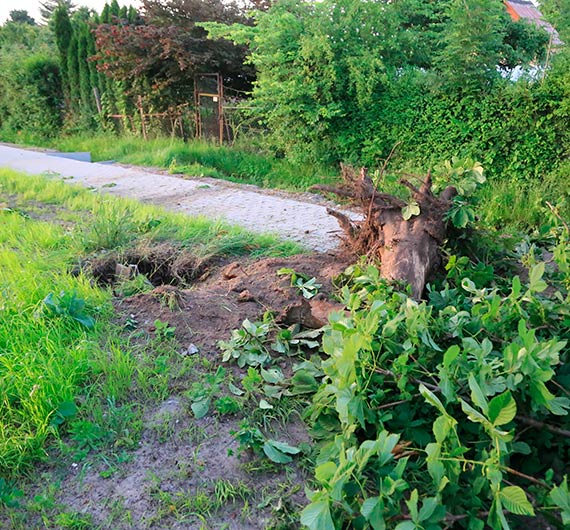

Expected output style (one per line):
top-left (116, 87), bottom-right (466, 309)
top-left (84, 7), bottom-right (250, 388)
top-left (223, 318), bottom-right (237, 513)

top-left (5, 250), bottom-right (350, 530)
top-left (0, 195), bottom-right (75, 227)
top-left (52, 407), bottom-right (309, 530)
top-left (116, 252), bottom-right (350, 352)
top-left (87, 242), bottom-right (216, 288)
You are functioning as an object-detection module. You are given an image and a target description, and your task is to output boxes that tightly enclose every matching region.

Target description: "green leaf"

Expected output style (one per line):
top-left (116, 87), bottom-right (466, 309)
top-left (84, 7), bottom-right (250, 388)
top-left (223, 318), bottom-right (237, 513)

top-left (406, 489), bottom-right (419, 522)
top-left (451, 205), bottom-right (474, 228)
top-left (528, 262), bottom-right (547, 293)
top-left (315, 461), bottom-right (337, 483)
top-left (511, 276), bottom-right (521, 298)
top-left (460, 399), bottom-right (490, 427)
top-left (300, 500), bottom-right (335, 530)
top-left (377, 431), bottom-right (401, 466)
top-left (72, 313), bottom-right (96, 329)
top-left (290, 370), bottom-right (319, 395)
top-left (259, 399), bottom-right (273, 410)
top-left (56, 400), bottom-right (77, 419)
top-left (50, 400), bottom-right (78, 427)
top-left (267, 439), bottom-right (300, 455)
top-left (191, 399), bottom-right (210, 419)
top-left (488, 391), bottom-right (516, 426)
top-left (549, 477), bottom-right (570, 525)
top-left (262, 441), bottom-right (292, 463)
top-left (432, 415), bottom-right (452, 444)
top-left (419, 384), bottom-right (448, 416)
top-left (228, 382), bottom-right (244, 396)
top-left (499, 486), bottom-right (535, 516)
top-left (468, 374), bottom-right (488, 415)
top-left (418, 497), bottom-right (438, 522)
top-left (402, 201), bottom-right (420, 221)
top-left (361, 497), bottom-right (386, 530)
top-left (260, 368), bottom-right (284, 384)
top-left (443, 345), bottom-right (460, 368)
top-left (488, 495), bottom-right (510, 530)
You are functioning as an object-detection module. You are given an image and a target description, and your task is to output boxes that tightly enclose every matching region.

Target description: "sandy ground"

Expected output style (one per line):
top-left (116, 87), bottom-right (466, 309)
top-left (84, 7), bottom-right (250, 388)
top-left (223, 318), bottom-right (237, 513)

top-left (0, 145), bottom-right (359, 252)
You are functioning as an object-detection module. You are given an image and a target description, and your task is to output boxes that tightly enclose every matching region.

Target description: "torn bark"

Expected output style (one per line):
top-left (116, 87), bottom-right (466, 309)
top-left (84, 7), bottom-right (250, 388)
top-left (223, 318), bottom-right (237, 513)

top-left (313, 164), bottom-right (457, 299)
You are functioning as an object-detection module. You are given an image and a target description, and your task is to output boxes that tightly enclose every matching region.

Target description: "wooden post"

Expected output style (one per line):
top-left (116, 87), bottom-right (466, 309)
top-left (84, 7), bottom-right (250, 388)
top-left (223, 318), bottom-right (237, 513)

top-left (179, 112), bottom-right (185, 140)
top-left (541, 33), bottom-right (554, 84)
top-left (138, 95), bottom-right (148, 140)
top-left (93, 87), bottom-right (102, 114)
top-left (194, 78), bottom-right (201, 140)
top-left (218, 73), bottom-right (224, 145)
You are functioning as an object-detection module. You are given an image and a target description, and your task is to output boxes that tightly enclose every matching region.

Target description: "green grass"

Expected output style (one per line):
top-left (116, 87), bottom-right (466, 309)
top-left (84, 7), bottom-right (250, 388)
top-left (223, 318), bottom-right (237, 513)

top-left (14, 132), bottom-right (338, 191)
top-left (476, 170), bottom-right (570, 232)
top-left (0, 208), bottom-right (115, 473)
top-left (0, 169), bottom-right (304, 258)
top-left (0, 168), bottom-right (302, 475)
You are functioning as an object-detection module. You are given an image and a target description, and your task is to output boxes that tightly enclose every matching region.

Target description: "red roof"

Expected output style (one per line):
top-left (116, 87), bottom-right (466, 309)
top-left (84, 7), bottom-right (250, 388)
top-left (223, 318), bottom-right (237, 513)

top-left (504, 0), bottom-right (563, 45)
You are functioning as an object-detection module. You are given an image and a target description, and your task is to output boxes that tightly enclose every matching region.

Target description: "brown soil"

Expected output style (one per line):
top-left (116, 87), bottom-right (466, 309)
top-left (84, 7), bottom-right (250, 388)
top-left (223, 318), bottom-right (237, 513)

top-left (7, 250), bottom-right (351, 530)
top-left (98, 250), bottom-right (350, 350)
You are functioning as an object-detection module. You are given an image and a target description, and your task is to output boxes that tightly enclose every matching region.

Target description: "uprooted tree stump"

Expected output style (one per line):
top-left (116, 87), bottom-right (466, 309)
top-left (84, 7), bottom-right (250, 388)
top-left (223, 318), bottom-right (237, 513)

top-left (313, 164), bottom-right (457, 299)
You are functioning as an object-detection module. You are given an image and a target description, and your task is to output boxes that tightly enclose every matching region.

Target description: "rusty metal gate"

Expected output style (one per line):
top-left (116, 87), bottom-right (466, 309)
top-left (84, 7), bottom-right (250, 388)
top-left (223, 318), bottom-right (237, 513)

top-left (194, 73), bottom-right (224, 144)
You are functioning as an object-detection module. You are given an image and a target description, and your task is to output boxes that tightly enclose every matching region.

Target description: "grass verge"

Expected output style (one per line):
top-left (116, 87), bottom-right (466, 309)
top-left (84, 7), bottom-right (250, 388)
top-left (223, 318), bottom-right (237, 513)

top-left (0, 169), bottom-right (303, 258)
top-left (0, 168), bottom-right (301, 476)
top-left (3, 131), bottom-right (338, 191)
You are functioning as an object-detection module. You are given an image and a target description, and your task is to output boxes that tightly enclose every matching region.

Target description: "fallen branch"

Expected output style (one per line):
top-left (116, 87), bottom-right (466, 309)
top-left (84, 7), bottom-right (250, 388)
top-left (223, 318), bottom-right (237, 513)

top-left (517, 415), bottom-right (570, 439)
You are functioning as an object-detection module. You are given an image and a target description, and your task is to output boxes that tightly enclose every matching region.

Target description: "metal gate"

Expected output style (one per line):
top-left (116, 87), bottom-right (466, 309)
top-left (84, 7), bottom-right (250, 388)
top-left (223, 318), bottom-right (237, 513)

top-left (194, 73), bottom-right (224, 144)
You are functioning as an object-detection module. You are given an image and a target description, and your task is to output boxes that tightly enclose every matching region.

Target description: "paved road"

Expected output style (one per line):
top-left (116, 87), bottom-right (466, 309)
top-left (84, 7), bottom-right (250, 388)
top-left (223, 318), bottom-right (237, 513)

top-left (0, 145), bottom-right (358, 252)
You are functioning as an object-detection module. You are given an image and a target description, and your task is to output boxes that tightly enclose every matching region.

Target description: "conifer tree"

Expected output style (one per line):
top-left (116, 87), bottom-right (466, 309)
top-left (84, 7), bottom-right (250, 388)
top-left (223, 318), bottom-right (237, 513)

top-left (53, 5), bottom-right (73, 94)
top-left (40, 0), bottom-right (75, 23)
top-left (67, 33), bottom-right (80, 115)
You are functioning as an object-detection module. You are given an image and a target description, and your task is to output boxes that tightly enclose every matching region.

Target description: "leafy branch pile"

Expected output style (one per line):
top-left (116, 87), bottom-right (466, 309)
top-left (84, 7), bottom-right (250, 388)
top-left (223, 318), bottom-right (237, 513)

top-left (299, 225), bottom-right (570, 529)
top-left (221, 208), bottom-right (570, 529)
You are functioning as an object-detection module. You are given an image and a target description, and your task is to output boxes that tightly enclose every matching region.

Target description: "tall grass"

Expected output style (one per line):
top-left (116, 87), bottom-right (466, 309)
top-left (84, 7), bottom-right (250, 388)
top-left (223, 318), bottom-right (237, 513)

top-left (0, 169), bottom-right (304, 257)
top-left (48, 133), bottom-right (338, 191)
top-left (0, 169), bottom-right (302, 474)
top-left (475, 170), bottom-right (570, 232)
top-left (0, 211), bottom-right (115, 472)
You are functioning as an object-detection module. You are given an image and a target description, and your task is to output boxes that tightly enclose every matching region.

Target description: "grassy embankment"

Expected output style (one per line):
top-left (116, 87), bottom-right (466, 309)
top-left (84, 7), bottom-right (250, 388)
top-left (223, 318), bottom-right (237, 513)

top-left (0, 167), bottom-right (301, 477)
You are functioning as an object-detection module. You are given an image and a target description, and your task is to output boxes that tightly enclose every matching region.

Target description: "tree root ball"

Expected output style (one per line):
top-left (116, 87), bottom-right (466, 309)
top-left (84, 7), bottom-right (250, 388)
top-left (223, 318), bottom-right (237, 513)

top-left (313, 165), bottom-right (456, 299)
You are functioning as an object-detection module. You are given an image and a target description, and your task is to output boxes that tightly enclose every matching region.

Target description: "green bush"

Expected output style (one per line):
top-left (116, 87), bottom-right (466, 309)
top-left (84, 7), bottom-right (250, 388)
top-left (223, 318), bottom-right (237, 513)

top-left (0, 51), bottom-right (63, 138)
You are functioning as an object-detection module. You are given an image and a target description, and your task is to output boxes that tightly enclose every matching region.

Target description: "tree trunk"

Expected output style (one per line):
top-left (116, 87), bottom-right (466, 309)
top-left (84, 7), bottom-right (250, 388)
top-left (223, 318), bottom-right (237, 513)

top-left (313, 165), bottom-right (457, 299)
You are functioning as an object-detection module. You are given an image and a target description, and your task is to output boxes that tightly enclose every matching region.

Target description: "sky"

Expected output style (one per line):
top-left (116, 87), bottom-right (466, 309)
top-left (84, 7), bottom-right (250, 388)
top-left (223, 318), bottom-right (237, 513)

top-left (0, 0), bottom-right (141, 25)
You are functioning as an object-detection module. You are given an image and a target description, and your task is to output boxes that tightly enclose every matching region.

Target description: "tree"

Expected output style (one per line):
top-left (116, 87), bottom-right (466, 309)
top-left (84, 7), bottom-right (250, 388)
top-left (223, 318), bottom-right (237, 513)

top-left (40, 0), bottom-right (76, 23)
top-left (8, 10), bottom-right (36, 26)
top-left (435, 0), bottom-right (507, 92)
top-left (0, 39), bottom-right (63, 137)
top-left (77, 22), bottom-right (95, 125)
top-left (93, 0), bottom-right (254, 108)
top-left (53, 4), bottom-right (73, 92)
top-left (204, 0), bottom-right (549, 164)
top-left (67, 33), bottom-right (80, 113)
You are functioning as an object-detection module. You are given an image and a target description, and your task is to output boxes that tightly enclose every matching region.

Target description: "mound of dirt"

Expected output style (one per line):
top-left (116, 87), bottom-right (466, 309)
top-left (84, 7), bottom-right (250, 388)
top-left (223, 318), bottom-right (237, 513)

top-left (116, 253), bottom-right (351, 353)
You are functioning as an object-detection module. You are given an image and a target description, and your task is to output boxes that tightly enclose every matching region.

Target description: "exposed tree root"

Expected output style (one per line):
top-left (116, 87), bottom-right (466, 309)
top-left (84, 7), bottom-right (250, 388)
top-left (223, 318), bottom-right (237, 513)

top-left (313, 164), bottom-right (457, 298)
